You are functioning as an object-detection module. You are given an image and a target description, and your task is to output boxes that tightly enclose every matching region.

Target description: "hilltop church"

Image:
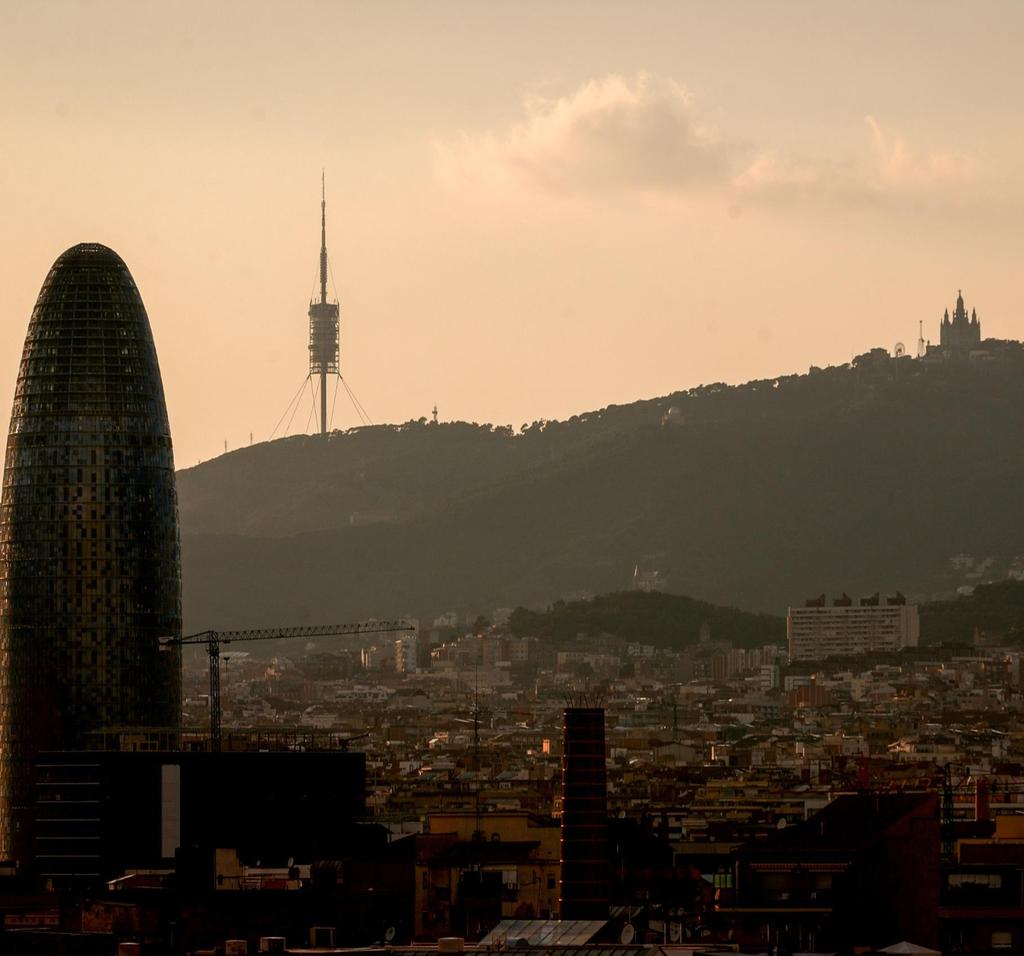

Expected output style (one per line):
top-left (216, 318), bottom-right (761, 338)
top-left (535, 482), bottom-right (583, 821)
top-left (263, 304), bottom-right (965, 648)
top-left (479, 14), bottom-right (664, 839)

top-left (923, 289), bottom-right (985, 363)
top-left (940, 289), bottom-right (981, 354)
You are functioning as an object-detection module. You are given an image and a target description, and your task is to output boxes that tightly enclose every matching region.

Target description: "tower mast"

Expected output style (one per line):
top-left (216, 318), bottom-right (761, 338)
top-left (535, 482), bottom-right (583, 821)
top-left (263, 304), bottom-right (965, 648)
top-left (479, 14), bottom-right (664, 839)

top-left (319, 172), bottom-right (328, 434)
top-left (320, 170), bottom-right (328, 307)
top-left (308, 171), bottom-right (340, 435)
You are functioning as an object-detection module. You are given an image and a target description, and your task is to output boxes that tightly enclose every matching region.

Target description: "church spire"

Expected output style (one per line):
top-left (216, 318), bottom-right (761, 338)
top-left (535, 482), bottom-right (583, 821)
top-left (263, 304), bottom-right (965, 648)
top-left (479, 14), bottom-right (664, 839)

top-left (940, 288), bottom-right (981, 354)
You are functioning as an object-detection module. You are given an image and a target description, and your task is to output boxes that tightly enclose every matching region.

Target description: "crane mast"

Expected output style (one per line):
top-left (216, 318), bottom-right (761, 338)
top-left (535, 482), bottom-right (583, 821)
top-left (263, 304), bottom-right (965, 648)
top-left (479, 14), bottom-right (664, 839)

top-left (161, 620), bottom-right (414, 750)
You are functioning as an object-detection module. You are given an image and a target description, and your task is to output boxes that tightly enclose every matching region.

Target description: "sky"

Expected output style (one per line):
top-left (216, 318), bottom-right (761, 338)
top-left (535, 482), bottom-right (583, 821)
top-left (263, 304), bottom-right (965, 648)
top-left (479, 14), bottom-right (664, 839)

top-left (1, 0), bottom-right (1024, 466)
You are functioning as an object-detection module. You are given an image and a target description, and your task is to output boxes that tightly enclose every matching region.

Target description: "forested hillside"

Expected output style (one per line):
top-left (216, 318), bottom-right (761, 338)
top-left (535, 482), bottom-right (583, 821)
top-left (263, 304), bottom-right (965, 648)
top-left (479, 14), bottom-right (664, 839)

top-left (177, 344), bottom-right (1024, 631)
top-left (918, 579), bottom-right (1024, 645)
top-left (508, 590), bottom-right (785, 649)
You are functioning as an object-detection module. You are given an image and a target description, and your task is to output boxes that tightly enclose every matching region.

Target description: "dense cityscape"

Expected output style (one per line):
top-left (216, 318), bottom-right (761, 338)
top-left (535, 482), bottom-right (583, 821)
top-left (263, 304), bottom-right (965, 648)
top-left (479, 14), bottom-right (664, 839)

top-left (2, 203), bottom-right (1024, 956)
top-left (4, 4), bottom-right (1024, 955)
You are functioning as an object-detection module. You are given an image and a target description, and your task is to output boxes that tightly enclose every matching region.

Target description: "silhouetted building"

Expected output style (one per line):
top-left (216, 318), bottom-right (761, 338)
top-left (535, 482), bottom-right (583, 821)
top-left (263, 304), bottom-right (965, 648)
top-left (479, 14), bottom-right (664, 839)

top-left (559, 705), bottom-right (609, 919)
top-left (940, 290), bottom-right (981, 356)
top-left (922, 289), bottom-right (984, 363)
top-left (722, 792), bottom-right (940, 952)
top-left (34, 749), bottom-right (365, 890)
top-left (941, 814), bottom-right (1024, 953)
top-left (0, 244), bottom-right (181, 865)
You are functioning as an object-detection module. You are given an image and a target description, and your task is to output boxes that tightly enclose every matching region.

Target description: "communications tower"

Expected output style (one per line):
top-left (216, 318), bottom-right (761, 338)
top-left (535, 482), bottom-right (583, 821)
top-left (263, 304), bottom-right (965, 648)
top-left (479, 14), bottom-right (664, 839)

top-left (270, 177), bottom-right (372, 441)
top-left (308, 173), bottom-right (340, 434)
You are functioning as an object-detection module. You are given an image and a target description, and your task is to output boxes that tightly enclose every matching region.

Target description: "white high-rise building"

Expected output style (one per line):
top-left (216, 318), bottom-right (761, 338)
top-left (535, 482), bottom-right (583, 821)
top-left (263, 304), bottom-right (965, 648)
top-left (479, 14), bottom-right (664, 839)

top-left (787, 596), bottom-right (919, 661)
top-left (395, 635), bottom-right (418, 674)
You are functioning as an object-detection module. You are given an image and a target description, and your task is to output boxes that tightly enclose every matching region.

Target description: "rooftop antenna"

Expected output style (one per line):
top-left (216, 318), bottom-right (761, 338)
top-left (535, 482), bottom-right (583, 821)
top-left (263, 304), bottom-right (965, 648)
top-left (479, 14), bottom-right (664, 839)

top-left (917, 320), bottom-right (926, 358)
top-left (472, 663), bottom-right (483, 842)
top-left (471, 670), bottom-right (481, 772)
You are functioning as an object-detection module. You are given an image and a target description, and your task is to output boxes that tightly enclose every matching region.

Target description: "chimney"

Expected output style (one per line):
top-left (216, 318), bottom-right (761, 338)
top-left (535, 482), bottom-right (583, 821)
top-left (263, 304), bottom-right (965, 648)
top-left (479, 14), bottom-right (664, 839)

top-left (975, 777), bottom-right (991, 822)
top-left (560, 701), bottom-right (610, 919)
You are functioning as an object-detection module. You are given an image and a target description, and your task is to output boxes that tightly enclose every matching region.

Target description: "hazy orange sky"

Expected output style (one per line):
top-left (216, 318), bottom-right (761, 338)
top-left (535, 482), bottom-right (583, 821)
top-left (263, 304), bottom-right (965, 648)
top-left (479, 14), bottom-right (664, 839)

top-left (2, 1), bottom-right (1023, 466)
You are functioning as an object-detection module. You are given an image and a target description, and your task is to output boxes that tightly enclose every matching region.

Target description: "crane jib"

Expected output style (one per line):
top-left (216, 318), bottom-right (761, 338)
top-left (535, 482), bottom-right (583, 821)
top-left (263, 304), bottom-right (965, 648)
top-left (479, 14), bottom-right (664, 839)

top-left (160, 620), bottom-right (414, 646)
top-left (155, 619), bottom-right (415, 750)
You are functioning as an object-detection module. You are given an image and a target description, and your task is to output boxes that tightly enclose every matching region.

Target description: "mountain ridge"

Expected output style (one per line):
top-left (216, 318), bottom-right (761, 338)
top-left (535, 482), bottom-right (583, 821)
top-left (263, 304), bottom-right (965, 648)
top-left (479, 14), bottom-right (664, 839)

top-left (177, 344), bottom-right (1024, 632)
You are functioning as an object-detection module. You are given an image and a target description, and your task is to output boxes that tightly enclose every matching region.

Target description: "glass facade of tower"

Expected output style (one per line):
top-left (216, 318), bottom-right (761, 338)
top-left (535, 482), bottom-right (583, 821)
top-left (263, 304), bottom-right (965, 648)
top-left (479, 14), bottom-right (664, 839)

top-left (0, 243), bottom-right (181, 862)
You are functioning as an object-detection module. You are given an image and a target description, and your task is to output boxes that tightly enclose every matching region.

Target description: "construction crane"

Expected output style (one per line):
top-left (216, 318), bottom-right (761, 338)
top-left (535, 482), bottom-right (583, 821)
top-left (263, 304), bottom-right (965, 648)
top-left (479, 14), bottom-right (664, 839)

top-left (942, 761), bottom-right (972, 860)
top-left (160, 620), bottom-right (414, 751)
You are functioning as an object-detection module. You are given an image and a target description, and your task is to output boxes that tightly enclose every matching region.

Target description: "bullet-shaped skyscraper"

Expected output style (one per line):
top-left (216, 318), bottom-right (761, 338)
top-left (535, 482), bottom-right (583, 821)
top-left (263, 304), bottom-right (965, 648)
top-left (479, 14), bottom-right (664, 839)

top-left (0, 243), bottom-right (181, 864)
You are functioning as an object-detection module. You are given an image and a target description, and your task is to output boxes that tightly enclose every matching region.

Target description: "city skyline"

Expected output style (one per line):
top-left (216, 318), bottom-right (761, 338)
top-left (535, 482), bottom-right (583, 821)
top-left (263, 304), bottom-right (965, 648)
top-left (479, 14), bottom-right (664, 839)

top-left (2, 2), bottom-right (1024, 465)
top-left (5, 4), bottom-right (1024, 950)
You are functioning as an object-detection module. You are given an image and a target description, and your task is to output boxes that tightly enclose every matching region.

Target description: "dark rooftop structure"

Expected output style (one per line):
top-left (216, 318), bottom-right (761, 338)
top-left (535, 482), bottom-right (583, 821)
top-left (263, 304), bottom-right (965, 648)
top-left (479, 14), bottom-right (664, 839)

top-left (740, 790), bottom-right (935, 853)
top-left (35, 748), bottom-right (366, 890)
top-left (724, 792), bottom-right (940, 953)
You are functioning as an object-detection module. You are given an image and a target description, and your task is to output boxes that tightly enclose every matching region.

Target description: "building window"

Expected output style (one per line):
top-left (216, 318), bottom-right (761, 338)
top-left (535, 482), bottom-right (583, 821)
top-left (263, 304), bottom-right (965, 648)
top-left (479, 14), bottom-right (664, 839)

top-left (949, 873), bottom-right (1003, 889)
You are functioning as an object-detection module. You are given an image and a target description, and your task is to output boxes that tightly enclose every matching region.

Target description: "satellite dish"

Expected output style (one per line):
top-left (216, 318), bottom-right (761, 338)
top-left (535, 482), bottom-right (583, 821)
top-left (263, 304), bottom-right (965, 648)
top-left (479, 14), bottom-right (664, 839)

top-left (385, 927), bottom-right (397, 943)
top-left (620, 925), bottom-right (635, 945)
top-left (894, 342), bottom-right (906, 358)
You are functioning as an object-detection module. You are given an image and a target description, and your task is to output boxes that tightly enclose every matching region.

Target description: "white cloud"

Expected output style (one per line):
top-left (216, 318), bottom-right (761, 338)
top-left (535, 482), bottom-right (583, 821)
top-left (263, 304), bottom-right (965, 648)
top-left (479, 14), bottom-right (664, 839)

top-left (734, 152), bottom-right (839, 193)
top-left (434, 73), bottom-right (741, 197)
top-left (733, 117), bottom-right (975, 206)
top-left (435, 73), bottom-right (982, 211)
top-left (863, 114), bottom-right (975, 190)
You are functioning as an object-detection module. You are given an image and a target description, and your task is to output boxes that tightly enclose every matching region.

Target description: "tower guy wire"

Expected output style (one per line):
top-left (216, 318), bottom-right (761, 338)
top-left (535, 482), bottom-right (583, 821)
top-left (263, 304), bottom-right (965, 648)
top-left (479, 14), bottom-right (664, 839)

top-left (270, 375), bottom-right (312, 441)
top-left (270, 175), bottom-right (376, 439)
